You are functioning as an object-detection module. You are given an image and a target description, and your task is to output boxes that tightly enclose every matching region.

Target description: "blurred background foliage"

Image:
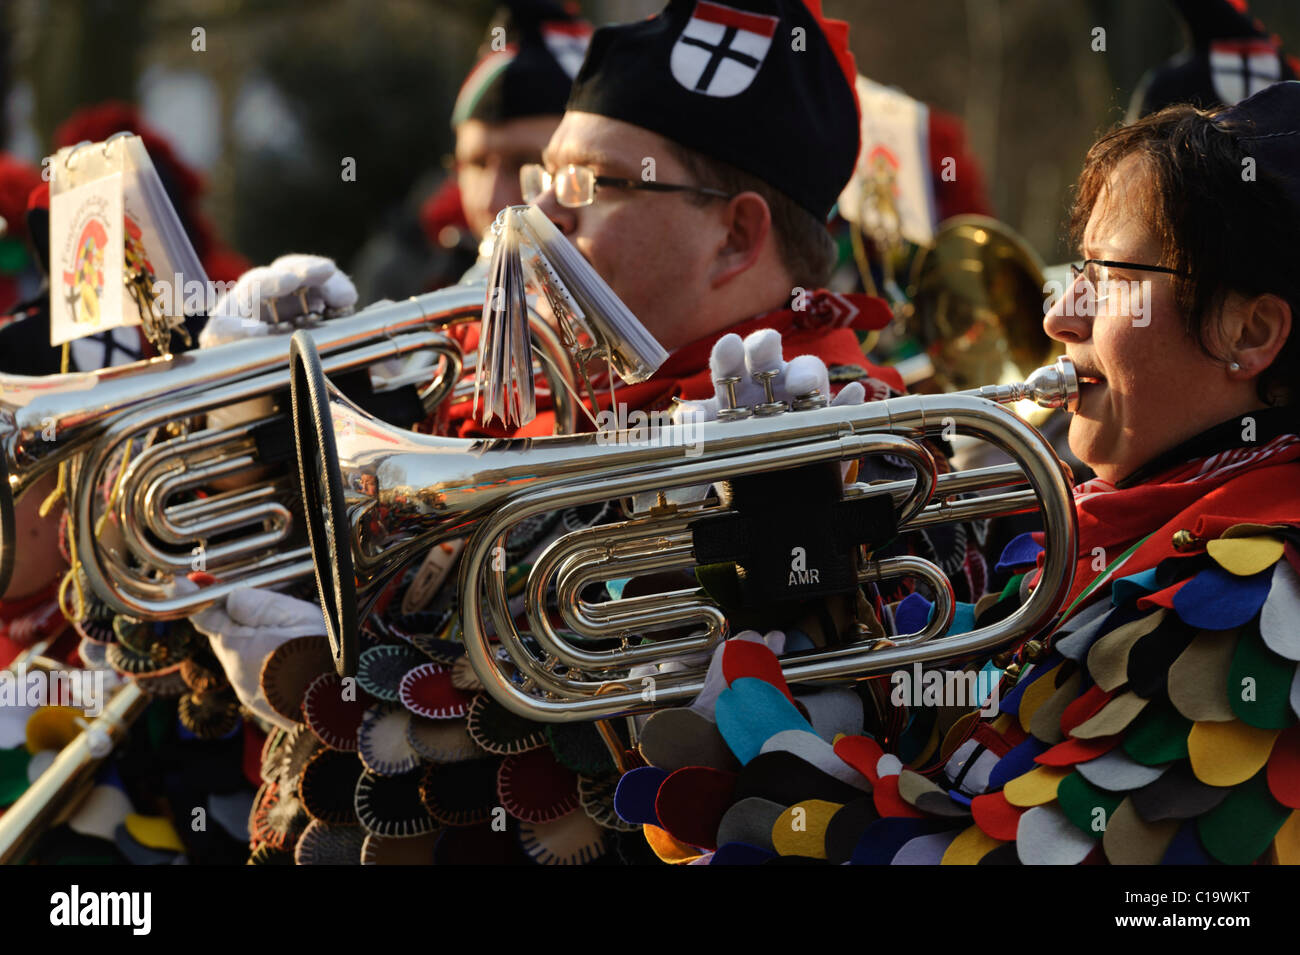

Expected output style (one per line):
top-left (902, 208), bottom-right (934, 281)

top-left (5, 0), bottom-right (1299, 272)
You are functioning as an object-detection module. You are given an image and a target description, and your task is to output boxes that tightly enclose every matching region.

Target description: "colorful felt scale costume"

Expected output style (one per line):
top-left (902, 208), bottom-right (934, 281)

top-left (245, 538), bottom-right (657, 866)
top-left (0, 517), bottom-right (262, 864)
top-left (608, 413), bottom-right (1300, 865)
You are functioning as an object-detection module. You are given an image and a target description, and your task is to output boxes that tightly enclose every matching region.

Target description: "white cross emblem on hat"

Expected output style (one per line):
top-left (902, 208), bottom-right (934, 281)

top-left (1210, 38), bottom-right (1283, 105)
top-left (670, 1), bottom-right (779, 98)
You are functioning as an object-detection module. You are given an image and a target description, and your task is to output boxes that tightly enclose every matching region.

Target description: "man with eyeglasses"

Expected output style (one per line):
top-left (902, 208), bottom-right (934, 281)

top-left (488, 0), bottom-right (990, 627)
top-left (488, 0), bottom-right (908, 441)
top-left (475, 0), bottom-right (987, 615)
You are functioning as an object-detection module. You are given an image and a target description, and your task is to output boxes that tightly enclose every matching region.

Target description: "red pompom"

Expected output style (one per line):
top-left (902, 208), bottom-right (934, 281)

top-left (0, 154), bottom-right (41, 241)
top-left (54, 101), bottom-right (204, 203)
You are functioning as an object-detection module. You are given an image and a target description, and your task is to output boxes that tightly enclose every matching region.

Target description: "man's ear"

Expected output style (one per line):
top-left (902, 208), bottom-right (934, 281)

top-left (1230, 292), bottom-right (1292, 380)
top-left (709, 191), bottom-right (772, 289)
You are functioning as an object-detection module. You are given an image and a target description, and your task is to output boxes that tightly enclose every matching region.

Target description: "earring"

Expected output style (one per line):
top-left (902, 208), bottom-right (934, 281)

top-left (1229, 361), bottom-right (1241, 372)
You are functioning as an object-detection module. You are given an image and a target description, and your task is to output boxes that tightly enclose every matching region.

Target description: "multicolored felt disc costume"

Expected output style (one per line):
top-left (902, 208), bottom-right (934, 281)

top-left (246, 505), bottom-right (658, 866)
top-left (608, 416), bottom-right (1300, 864)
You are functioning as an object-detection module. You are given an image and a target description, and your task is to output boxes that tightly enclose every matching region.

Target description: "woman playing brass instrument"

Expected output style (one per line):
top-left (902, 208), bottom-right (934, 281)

top-left (620, 82), bottom-right (1300, 866)
top-left (921, 81), bottom-right (1300, 865)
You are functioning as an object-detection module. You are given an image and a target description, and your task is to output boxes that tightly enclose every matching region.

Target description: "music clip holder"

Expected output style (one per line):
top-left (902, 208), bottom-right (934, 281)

top-left (475, 205), bottom-right (668, 429)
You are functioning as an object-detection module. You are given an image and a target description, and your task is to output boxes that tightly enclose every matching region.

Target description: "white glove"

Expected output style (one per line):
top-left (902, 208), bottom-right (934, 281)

top-left (200, 253), bottom-right (358, 348)
top-left (648, 330), bottom-right (866, 509)
top-left (674, 328), bottom-right (865, 425)
top-left (189, 587), bottom-right (328, 732)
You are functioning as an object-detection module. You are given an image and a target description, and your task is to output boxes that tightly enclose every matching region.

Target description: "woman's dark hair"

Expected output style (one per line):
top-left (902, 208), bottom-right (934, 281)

top-left (1070, 103), bottom-right (1300, 408)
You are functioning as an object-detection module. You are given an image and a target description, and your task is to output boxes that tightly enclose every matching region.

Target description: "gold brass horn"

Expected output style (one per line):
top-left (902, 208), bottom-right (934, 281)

top-left (903, 215), bottom-right (1058, 393)
top-left (0, 283), bottom-right (578, 616)
top-left (290, 327), bottom-right (1078, 714)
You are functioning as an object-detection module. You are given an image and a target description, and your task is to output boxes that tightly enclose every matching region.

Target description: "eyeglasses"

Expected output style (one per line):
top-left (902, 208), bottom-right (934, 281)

top-left (1067, 259), bottom-right (1186, 311)
top-left (1069, 258), bottom-right (1184, 285)
top-left (520, 163), bottom-right (734, 208)
top-left (1060, 255), bottom-right (1185, 319)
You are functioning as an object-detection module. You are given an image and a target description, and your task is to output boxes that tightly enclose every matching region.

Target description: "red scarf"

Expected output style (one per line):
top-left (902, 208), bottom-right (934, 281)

top-left (441, 290), bottom-right (899, 438)
top-left (1037, 433), bottom-right (1300, 611)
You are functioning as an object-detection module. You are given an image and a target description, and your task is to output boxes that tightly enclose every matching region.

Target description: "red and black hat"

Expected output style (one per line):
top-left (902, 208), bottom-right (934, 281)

top-left (566, 0), bottom-right (859, 222)
top-left (451, 1), bottom-right (593, 128)
top-left (1132, 0), bottom-right (1299, 118)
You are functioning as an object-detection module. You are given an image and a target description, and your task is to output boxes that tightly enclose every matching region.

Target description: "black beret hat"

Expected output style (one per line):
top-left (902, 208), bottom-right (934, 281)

top-left (452, 1), bottom-right (593, 127)
top-left (566, 0), bottom-right (860, 222)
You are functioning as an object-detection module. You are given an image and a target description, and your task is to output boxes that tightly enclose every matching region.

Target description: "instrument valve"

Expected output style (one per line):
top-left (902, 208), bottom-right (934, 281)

top-left (792, 390), bottom-right (828, 412)
top-left (752, 369), bottom-right (787, 416)
top-left (714, 375), bottom-right (752, 421)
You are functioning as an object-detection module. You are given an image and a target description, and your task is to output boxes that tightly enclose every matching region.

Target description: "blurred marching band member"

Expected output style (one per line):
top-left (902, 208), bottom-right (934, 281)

top-left (0, 105), bottom-right (275, 863)
top-left (1129, 0), bottom-right (1298, 121)
top-left (352, 0), bottom-right (593, 302)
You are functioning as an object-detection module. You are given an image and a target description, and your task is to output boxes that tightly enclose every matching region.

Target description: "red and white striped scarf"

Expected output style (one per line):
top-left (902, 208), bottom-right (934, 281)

top-left (1073, 432), bottom-right (1300, 504)
top-left (1057, 432), bottom-right (1300, 609)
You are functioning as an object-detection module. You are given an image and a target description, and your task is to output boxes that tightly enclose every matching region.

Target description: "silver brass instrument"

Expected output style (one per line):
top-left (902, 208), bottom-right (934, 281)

top-left (290, 326), bottom-right (1079, 716)
top-left (1, 284), bottom-right (579, 616)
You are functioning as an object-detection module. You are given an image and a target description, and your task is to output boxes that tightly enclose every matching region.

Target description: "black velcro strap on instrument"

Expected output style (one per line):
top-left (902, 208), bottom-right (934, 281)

top-left (251, 415), bottom-right (295, 467)
top-left (689, 462), bottom-right (897, 606)
top-left (330, 369), bottom-right (427, 429)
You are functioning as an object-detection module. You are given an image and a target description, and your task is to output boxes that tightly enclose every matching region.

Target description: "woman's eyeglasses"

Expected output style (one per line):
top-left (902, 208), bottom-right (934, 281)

top-left (520, 163), bottom-right (733, 208)
top-left (1064, 258), bottom-right (1186, 321)
top-left (1069, 258), bottom-right (1185, 286)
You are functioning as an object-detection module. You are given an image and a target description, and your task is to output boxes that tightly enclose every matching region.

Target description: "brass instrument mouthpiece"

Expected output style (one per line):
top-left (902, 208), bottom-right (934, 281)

top-left (960, 356), bottom-right (1079, 415)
